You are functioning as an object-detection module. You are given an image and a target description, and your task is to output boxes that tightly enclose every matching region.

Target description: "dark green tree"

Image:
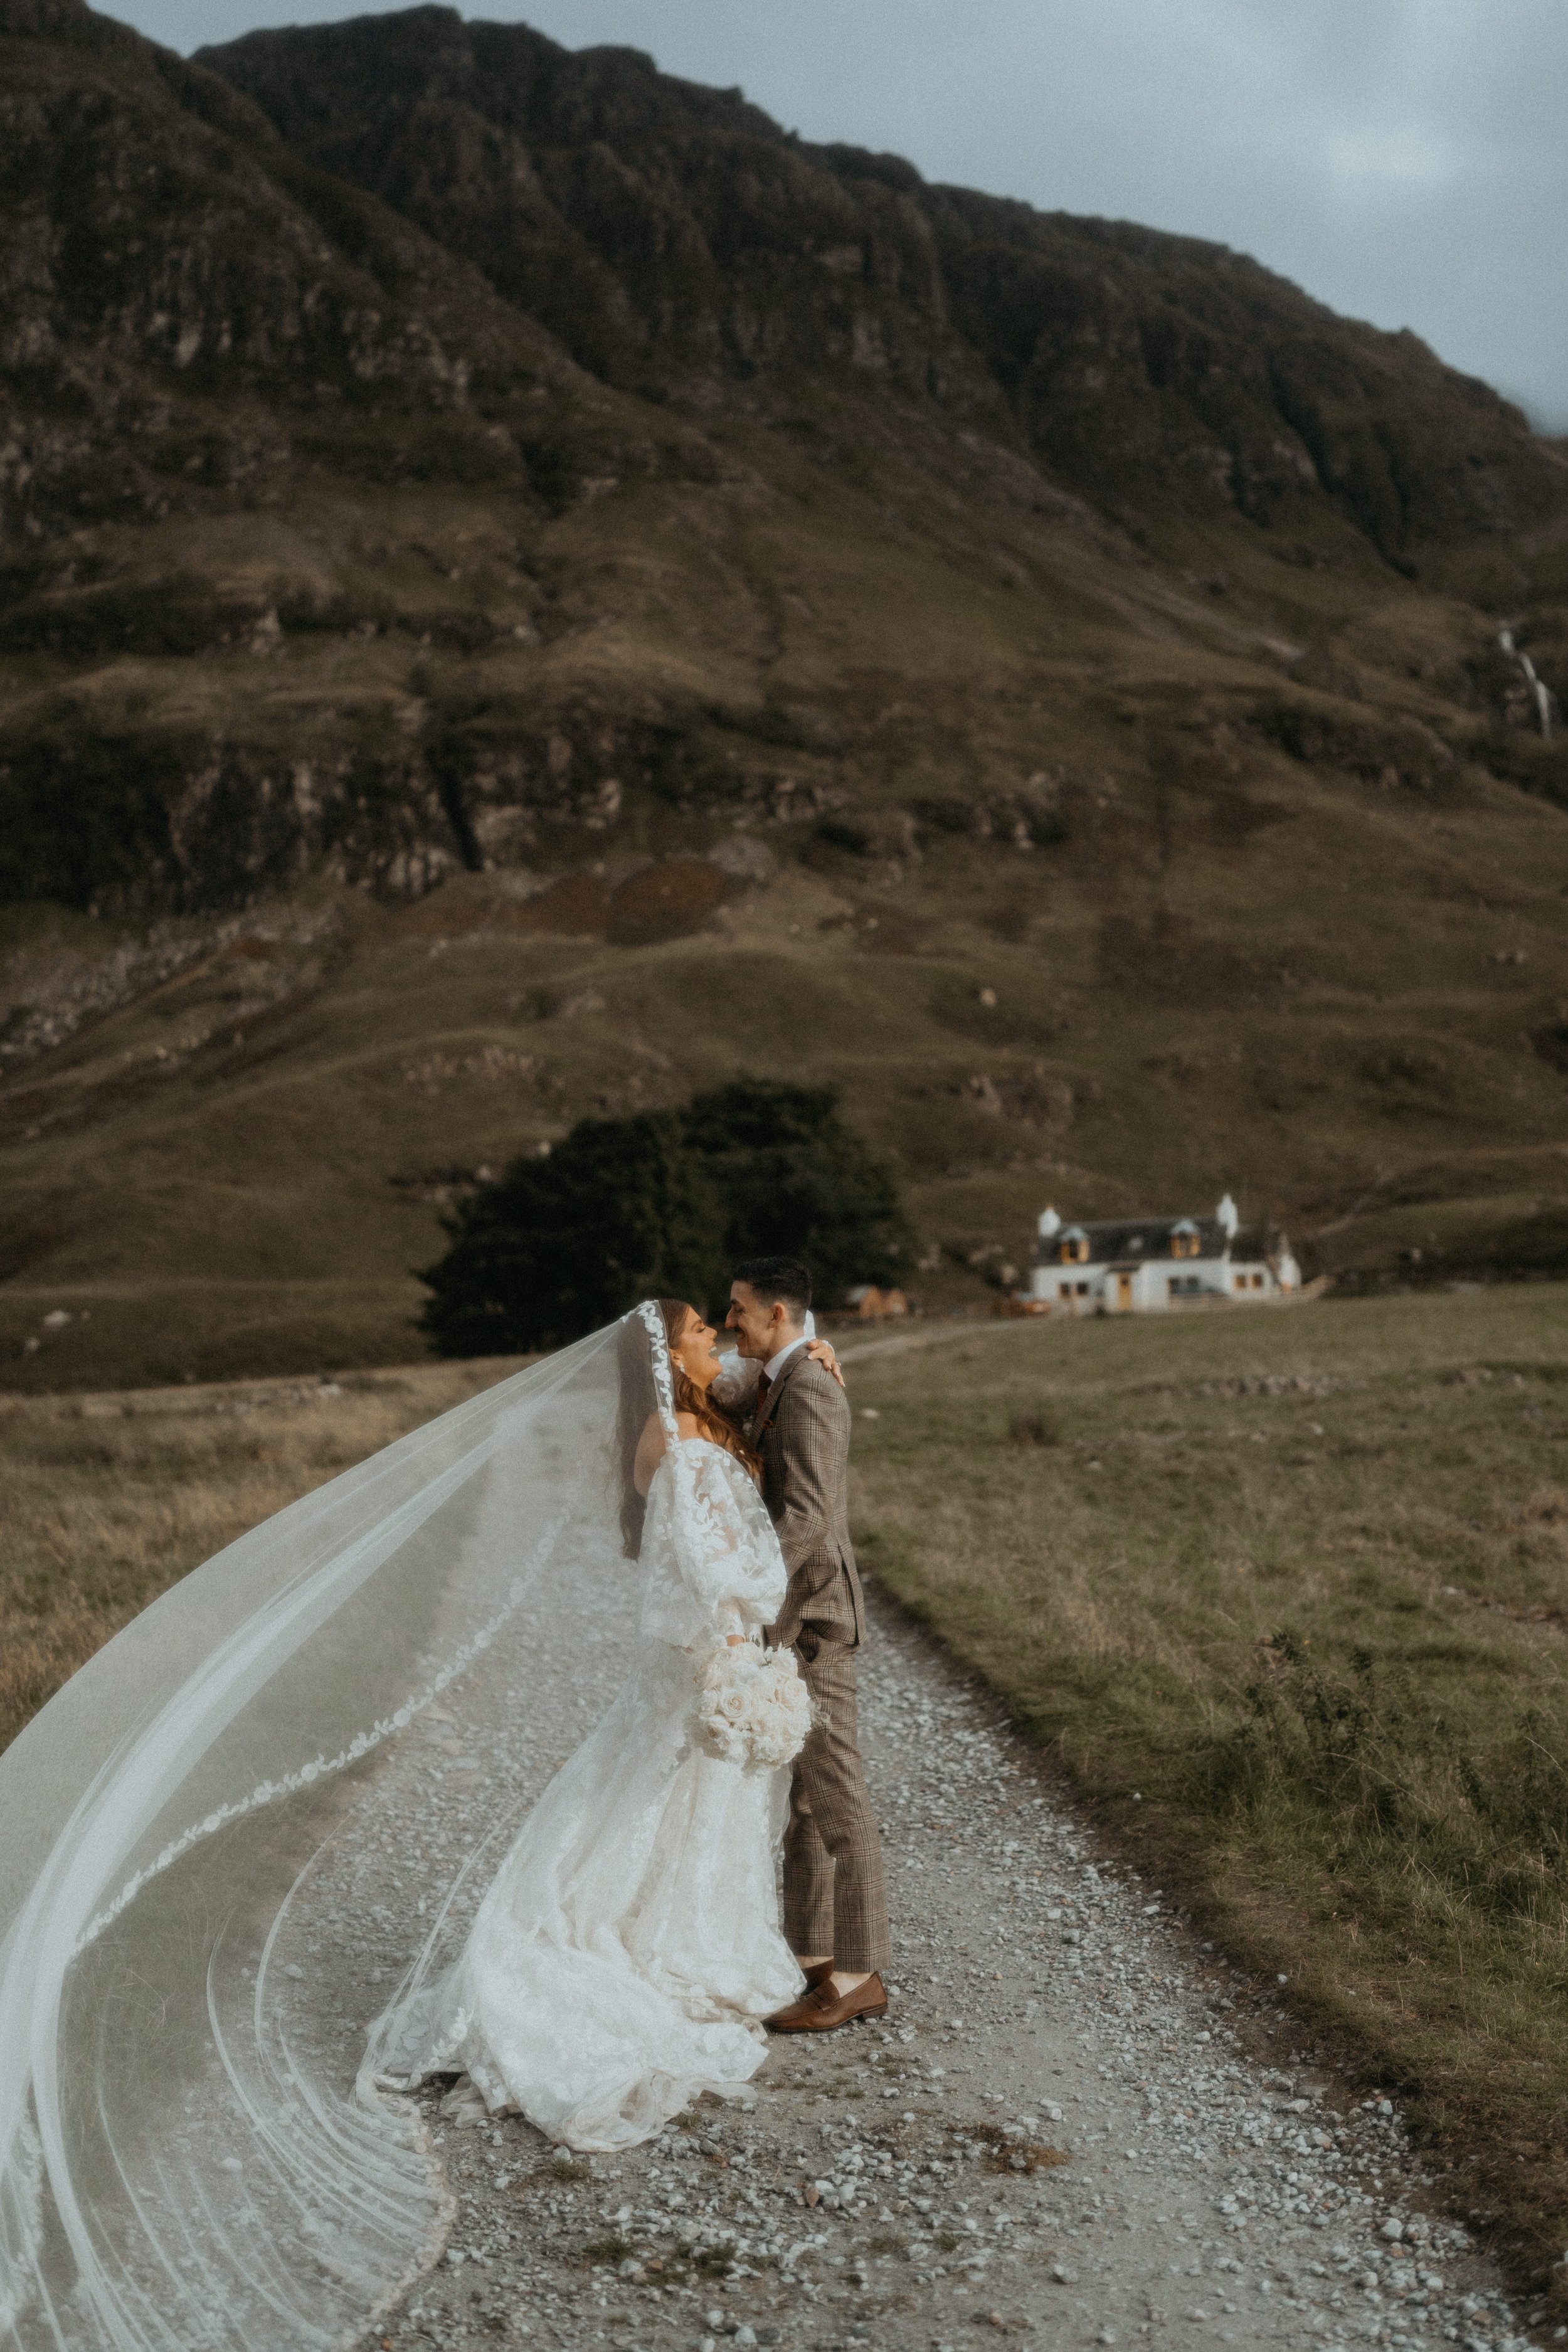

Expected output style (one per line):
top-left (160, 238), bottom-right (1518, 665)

top-left (418, 1110), bottom-right (724, 1356)
top-left (418, 1081), bottom-right (913, 1355)
top-left (682, 1079), bottom-right (914, 1305)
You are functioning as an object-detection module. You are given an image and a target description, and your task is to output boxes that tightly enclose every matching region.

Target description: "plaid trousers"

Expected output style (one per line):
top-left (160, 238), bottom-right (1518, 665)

top-left (783, 1633), bottom-right (889, 1975)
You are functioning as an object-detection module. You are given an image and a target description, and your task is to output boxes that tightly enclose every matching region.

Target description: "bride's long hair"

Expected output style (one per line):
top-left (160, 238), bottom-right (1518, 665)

top-left (657, 1300), bottom-right (761, 1481)
top-left (615, 1299), bottom-right (761, 1557)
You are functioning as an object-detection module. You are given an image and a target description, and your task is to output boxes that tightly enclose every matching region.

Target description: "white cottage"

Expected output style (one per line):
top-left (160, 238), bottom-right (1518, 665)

top-left (1029, 1194), bottom-right (1300, 1315)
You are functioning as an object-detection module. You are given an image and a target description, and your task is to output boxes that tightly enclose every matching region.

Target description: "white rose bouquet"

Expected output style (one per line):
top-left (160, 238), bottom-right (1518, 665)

top-left (692, 1641), bottom-right (812, 1770)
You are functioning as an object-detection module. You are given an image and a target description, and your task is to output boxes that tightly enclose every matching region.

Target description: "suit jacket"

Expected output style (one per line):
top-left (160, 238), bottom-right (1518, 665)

top-left (753, 1348), bottom-right (866, 1651)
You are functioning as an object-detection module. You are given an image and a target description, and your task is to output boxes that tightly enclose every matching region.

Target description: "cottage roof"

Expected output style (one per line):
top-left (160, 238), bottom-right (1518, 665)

top-left (1034, 1214), bottom-right (1232, 1265)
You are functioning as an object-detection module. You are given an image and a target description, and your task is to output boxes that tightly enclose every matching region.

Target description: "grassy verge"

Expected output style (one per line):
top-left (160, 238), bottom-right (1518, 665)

top-left (846, 1285), bottom-right (1568, 2311)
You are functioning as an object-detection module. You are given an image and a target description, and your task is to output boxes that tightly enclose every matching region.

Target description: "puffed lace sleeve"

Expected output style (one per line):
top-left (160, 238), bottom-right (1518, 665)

top-left (637, 1443), bottom-right (788, 1650)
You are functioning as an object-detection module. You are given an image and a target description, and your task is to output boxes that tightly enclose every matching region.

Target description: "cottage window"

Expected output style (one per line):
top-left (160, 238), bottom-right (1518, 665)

top-left (1170, 1224), bottom-right (1200, 1261)
top-left (1057, 1233), bottom-right (1089, 1264)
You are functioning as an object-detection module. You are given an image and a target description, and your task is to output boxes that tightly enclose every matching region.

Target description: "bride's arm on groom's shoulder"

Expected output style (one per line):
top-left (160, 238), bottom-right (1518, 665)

top-left (711, 1344), bottom-right (842, 1406)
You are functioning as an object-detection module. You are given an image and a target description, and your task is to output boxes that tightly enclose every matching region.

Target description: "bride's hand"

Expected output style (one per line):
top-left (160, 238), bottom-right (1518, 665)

top-left (805, 1338), bottom-right (845, 1389)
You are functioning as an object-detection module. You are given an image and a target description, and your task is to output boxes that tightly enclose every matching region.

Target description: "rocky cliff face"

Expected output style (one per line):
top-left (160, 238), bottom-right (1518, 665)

top-left (3, 0), bottom-right (1565, 924)
top-left (3, 7), bottom-right (484, 529)
top-left (203, 4), bottom-right (1563, 563)
top-left (0, 0), bottom-right (674, 909)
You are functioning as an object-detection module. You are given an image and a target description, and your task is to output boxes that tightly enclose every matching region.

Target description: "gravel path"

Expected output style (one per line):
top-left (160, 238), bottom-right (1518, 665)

top-left (314, 1594), bottom-right (1538, 2352)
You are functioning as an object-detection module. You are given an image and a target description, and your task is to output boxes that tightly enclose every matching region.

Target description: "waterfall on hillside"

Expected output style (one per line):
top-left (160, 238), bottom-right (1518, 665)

top-left (1498, 628), bottom-right (1557, 739)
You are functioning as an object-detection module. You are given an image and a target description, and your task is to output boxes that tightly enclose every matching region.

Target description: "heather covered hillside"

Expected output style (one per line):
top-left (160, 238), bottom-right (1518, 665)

top-left (2, 0), bottom-right (1567, 1389)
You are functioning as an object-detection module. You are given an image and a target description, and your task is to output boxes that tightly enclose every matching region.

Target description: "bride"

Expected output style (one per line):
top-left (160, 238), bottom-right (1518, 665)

top-left (0, 1295), bottom-right (835, 2349)
top-left (372, 1298), bottom-right (810, 2150)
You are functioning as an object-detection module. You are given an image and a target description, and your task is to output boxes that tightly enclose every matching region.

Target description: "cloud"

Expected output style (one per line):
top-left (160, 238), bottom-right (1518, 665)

top-left (122, 0), bottom-right (1568, 428)
top-left (1318, 124), bottom-right (1459, 199)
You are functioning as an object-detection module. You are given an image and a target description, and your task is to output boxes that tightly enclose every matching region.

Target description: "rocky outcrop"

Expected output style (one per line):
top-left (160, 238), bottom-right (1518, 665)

top-left (0, 682), bottom-right (824, 913)
top-left (0, 0), bottom-right (581, 551)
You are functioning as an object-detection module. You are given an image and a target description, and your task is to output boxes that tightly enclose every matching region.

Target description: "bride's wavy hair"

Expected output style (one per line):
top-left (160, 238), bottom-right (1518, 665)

top-left (657, 1300), bottom-right (761, 1481)
top-left (615, 1301), bottom-right (760, 1558)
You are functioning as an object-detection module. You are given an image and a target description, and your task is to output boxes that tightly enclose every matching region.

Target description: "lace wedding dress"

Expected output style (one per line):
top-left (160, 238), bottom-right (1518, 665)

top-left (376, 1426), bottom-right (803, 2149)
top-left (0, 1303), bottom-right (798, 2346)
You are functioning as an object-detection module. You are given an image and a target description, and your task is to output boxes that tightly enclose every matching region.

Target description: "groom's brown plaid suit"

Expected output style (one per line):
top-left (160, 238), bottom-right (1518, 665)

top-left (754, 1348), bottom-right (889, 1974)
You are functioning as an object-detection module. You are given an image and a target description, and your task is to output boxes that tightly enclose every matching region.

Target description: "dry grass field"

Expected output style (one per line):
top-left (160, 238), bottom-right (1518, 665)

top-left (4, 1285), bottom-right (1568, 2299)
top-left (850, 1284), bottom-right (1568, 2309)
top-left (0, 1357), bottom-right (525, 1755)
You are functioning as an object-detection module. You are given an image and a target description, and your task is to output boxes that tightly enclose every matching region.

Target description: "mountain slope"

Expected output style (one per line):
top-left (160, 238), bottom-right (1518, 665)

top-left (205, 4), bottom-right (1563, 569)
top-left (2, 0), bottom-right (1567, 1391)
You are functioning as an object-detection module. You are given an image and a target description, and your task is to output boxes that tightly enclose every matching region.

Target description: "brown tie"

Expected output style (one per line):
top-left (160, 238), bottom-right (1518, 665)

top-left (754, 1371), bottom-right (772, 1422)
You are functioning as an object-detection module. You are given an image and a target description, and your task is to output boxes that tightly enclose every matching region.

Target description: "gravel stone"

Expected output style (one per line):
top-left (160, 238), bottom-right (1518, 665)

top-left (283, 1590), bottom-right (1533, 2352)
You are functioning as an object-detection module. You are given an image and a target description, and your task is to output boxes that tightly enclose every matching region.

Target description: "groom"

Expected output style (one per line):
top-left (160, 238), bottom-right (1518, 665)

top-left (726, 1256), bottom-right (890, 2032)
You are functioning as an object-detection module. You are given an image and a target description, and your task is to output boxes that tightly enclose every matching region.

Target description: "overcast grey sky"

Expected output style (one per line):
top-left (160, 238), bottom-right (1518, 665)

top-left (115, 0), bottom-right (1568, 430)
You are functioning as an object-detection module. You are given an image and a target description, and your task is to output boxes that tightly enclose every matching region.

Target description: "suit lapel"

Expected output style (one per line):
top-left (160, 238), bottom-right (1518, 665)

top-left (753, 1343), bottom-right (808, 1436)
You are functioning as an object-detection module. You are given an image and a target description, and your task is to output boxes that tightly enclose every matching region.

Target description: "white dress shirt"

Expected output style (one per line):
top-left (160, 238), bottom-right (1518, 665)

top-left (761, 1333), bottom-right (810, 1383)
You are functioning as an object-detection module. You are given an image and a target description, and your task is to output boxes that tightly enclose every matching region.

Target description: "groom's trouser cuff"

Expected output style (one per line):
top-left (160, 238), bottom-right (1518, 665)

top-left (783, 1639), bottom-right (889, 1975)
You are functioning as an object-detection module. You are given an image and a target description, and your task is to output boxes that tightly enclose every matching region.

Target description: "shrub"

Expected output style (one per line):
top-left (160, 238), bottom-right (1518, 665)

top-left (418, 1079), bottom-right (914, 1355)
top-left (683, 1078), bottom-right (914, 1308)
top-left (416, 1111), bottom-right (720, 1356)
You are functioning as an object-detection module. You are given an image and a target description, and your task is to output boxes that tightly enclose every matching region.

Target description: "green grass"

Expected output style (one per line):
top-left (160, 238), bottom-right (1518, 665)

top-left (847, 1285), bottom-right (1568, 2307)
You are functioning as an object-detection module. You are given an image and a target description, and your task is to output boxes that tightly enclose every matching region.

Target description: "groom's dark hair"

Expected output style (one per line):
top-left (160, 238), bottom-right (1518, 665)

top-left (732, 1256), bottom-right (812, 1318)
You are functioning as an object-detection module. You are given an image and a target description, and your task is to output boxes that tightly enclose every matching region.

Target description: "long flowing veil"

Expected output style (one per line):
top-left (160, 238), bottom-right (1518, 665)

top-left (0, 1308), bottom-right (677, 2351)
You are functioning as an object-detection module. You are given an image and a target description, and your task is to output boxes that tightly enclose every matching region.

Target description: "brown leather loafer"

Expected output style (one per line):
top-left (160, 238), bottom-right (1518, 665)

top-left (799, 1959), bottom-right (835, 1989)
top-left (765, 1973), bottom-right (888, 2033)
